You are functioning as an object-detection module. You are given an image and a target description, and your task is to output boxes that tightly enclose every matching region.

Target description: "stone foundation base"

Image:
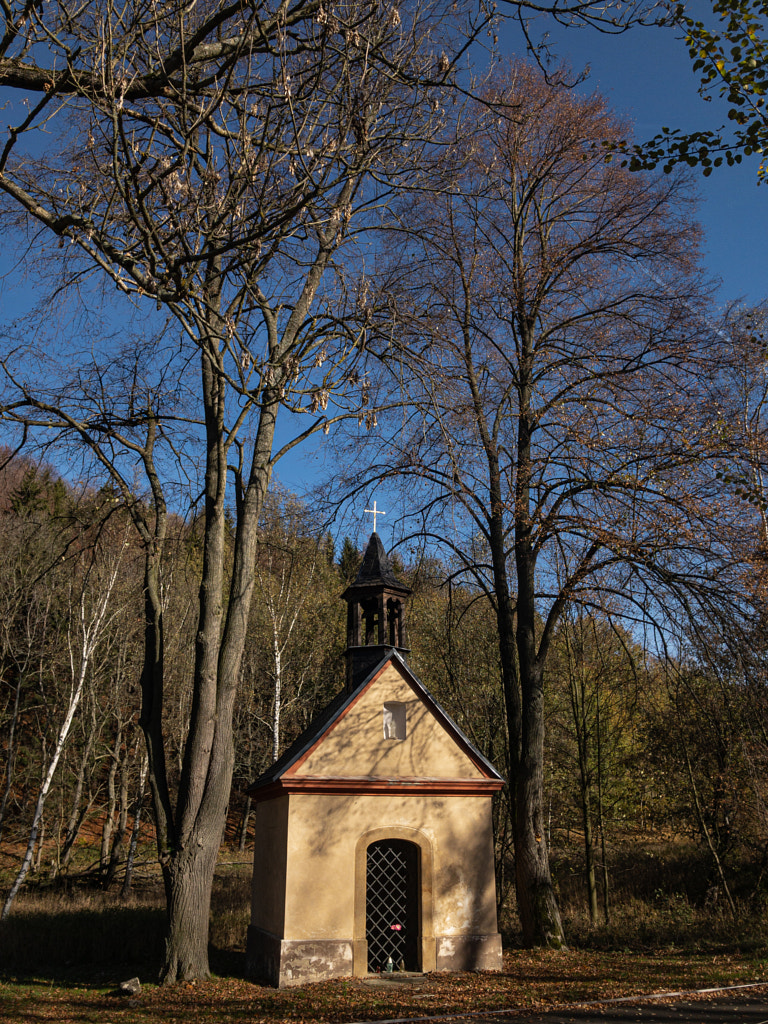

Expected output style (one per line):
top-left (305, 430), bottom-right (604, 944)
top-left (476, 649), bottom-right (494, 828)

top-left (247, 926), bottom-right (503, 985)
top-left (246, 925), bottom-right (353, 988)
top-left (435, 933), bottom-right (503, 972)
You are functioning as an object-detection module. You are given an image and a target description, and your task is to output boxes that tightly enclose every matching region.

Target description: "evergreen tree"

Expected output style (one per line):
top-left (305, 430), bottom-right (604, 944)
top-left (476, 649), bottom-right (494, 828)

top-left (339, 538), bottom-right (362, 583)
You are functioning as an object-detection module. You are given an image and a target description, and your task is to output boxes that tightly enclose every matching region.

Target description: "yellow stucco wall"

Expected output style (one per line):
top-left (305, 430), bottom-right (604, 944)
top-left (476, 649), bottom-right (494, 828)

top-left (274, 792), bottom-right (498, 941)
top-left (292, 663), bottom-right (484, 781)
top-left (250, 796), bottom-right (289, 935)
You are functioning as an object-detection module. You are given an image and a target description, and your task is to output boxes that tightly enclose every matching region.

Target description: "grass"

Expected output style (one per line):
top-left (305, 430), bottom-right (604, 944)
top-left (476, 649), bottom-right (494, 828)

top-left (0, 843), bottom-right (767, 1023)
top-left (0, 857), bottom-right (252, 982)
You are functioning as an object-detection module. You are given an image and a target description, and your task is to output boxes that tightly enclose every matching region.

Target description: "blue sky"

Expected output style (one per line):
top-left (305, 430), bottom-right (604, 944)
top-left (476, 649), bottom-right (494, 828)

top-left (282, 16), bottom-right (768, 529)
top-left (299, 17), bottom-right (768, 530)
top-left (4, 14), bottom-right (761, 314)
top-left (2, 12), bottom-right (766, 538)
top-left (519, 18), bottom-right (767, 307)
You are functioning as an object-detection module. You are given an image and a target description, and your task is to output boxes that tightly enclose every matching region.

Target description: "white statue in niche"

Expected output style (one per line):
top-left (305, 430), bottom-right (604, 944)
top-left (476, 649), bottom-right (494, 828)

top-left (383, 702), bottom-right (407, 740)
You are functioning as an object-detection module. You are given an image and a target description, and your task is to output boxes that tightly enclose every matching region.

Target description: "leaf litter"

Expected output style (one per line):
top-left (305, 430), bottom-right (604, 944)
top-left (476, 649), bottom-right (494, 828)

top-left (1, 950), bottom-right (767, 1024)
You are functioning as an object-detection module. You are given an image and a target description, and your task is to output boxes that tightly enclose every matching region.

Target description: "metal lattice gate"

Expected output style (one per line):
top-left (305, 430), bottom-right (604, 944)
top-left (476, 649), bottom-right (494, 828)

top-left (366, 839), bottom-right (419, 972)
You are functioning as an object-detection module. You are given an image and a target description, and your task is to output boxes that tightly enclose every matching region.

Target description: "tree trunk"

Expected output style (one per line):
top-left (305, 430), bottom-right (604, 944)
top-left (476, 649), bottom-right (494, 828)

top-left (101, 725), bottom-right (122, 881)
top-left (580, 780), bottom-right (598, 925)
top-left (682, 738), bottom-right (736, 915)
top-left (596, 694), bottom-right (610, 924)
top-left (238, 796), bottom-right (252, 853)
top-left (513, 664), bottom-right (566, 947)
top-left (105, 747), bottom-right (130, 888)
top-left (33, 814), bottom-right (45, 873)
top-left (272, 642), bottom-right (282, 761)
top-left (147, 298), bottom-right (278, 979)
top-left (0, 675), bottom-right (22, 844)
top-left (161, 841), bottom-right (221, 981)
top-left (511, 344), bottom-right (567, 949)
top-left (599, 816), bottom-right (610, 925)
top-left (121, 753), bottom-right (148, 898)
top-left (570, 651), bottom-right (598, 925)
top-left (59, 715), bottom-right (97, 871)
top-left (469, 331), bottom-right (565, 948)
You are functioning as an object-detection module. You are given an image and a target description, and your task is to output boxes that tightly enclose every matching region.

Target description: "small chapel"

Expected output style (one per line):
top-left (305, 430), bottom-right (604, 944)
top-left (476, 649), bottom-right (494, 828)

top-left (245, 530), bottom-right (504, 987)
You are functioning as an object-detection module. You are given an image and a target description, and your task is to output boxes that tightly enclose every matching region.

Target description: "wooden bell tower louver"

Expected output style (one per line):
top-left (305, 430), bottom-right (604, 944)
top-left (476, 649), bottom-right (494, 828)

top-left (342, 532), bottom-right (411, 692)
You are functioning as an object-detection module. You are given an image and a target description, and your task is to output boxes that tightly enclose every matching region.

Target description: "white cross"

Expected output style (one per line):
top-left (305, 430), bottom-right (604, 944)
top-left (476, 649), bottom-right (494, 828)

top-left (365, 501), bottom-right (386, 533)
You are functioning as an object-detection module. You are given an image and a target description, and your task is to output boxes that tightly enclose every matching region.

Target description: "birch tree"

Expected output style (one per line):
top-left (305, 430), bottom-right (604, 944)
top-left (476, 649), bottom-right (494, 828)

top-left (1, 531), bottom-right (128, 920)
top-left (0, 461), bottom-right (71, 846)
top-left (252, 494), bottom-right (342, 761)
top-left (0, 0), bottom-right (476, 980)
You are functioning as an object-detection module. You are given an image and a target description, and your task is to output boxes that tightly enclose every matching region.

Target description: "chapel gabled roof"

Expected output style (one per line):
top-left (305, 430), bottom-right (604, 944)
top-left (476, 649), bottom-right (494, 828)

top-left (247, 649), bottom-right (505, 798)
top-left (249, 684), bottom-right (353, 791)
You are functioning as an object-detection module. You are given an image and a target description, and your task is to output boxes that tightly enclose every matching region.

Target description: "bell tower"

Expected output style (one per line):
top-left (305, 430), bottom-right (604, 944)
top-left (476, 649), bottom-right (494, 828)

top-left (342, 532), bottom-right (411, 692)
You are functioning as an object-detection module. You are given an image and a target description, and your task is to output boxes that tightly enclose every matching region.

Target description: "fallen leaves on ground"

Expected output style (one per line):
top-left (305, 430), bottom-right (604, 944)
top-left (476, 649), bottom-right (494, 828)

top-left (2, 950), bottom-right (767, 1024)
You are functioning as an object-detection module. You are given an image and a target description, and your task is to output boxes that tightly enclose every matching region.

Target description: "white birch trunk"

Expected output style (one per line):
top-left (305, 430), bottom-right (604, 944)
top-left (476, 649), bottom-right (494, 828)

top-left (121, 752), bottom-right (148, 898)
top-left (1, 547), bottom-right (124, 920)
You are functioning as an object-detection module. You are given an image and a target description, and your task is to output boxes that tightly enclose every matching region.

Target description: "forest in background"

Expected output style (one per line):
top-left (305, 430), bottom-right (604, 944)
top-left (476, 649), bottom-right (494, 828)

top-left (1, 447), bottom-right (766, 949)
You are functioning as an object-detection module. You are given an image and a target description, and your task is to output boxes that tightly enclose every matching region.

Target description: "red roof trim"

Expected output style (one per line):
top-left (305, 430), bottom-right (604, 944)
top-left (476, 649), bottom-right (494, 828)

top-left (249, 776), bottom-right (505, 801)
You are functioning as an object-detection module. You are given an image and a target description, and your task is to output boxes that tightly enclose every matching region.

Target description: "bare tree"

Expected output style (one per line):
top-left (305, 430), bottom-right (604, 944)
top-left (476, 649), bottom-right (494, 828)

top-left (549, 610), bottom-right (641, 924)
top-left (0, 0), bottom-right (478, 981)
top-left (121, 750), bottom-right (149, 899)
top-left (0, 0), bottom-right (708, 978)
top-left (699, 307), bottom-right (768, 873)
top-left (0, 461), bottom-right (74, 847)
top-left (250, 491), bottom-right (342, 761)
top-left (343, 61), bottom-right (744, 947)
top-left (408, 569), bottom-right (514, 917)
top-left (714, 305), bottom-right (768, 561)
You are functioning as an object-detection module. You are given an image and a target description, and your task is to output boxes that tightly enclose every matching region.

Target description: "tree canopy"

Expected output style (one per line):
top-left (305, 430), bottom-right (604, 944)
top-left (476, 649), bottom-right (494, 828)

top-left (335, 59), bottom-right (751, 946)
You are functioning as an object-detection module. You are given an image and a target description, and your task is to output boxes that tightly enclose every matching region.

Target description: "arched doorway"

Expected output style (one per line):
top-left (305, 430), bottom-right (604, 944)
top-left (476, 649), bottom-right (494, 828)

top-left (365, 839), bottom-right (420, 972)
top-left (353, 827), bottom-right (435, 976)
